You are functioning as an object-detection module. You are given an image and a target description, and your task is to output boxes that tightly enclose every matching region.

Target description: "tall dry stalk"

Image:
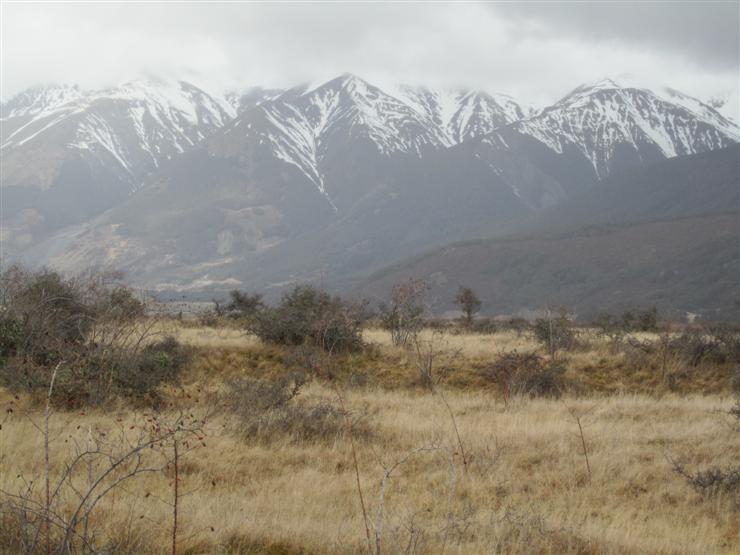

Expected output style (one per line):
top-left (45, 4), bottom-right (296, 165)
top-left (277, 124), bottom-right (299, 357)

top-left (44, 361), bottom-right (62, 555)
top-left (171, 439), bottom-right (179, 555)
top-left (334, 386), bottom-right (373, 555)
top-left (565, 402), bottom-right (600, 484)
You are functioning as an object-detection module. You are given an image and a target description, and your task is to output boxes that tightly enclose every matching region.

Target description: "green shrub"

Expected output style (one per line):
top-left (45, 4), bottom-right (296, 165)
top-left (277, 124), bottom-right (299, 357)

top-left (250, 285), bottom-right (365, 353)
top-left (0, 265), bottom-right (186, 408)
top-left (0, 315), bottom-right (21, 364)
top-left (226, 290), bottom-right (263, 321)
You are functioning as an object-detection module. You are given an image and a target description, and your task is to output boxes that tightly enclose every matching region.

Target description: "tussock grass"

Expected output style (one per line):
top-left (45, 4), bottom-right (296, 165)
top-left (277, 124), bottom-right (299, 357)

top-left (2, 387), bottom-right (738, 554)
top-left (2, 324), bottom-right (738, 553)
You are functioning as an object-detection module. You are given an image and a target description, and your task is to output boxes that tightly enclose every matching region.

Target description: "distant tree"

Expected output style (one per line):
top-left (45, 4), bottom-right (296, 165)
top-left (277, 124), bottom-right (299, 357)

top-left (455, 286), bottom-right (481, 328)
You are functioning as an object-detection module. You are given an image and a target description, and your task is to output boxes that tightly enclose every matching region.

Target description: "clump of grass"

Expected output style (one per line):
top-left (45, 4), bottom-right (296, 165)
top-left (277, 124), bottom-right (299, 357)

top-left (479, 351), bottom-right (567, 399)
top-left (225, 373), bottom-right (371, 444)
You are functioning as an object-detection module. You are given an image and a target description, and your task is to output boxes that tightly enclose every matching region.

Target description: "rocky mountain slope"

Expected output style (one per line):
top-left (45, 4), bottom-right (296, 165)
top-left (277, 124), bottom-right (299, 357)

top-left (5, 74), bottom-right (738, 301)
top-left (1, 77), bottom-right (233, 252)
top-left (355, 146), bottom-right (740, 319)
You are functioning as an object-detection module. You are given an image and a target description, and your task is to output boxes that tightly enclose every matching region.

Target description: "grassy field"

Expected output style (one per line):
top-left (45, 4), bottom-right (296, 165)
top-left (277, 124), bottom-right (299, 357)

top-left (1, 324), bottom-right (738, 554)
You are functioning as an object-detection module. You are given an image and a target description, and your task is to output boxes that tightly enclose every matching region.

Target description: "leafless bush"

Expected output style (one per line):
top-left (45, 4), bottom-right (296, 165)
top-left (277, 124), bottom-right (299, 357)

top-left (667, 379), bottom-right (740, 510)
top-left (672, 461), bottom-right (740, 506)
top-left (379, 279), bottom-right (428, 347)
top-left (0, 369), bottom-right (211, 555)
top-left (709, 323), bottom-right (740, 364)
top-left (533, 308), bottom-right (578, 358)
top-left (411, 332), bottom-right (455, 390)
top-left (666, 325), bottom-right (740, 367)
top-left (480, 351), bottom-right (565, 400)
top-left (225, 373), bottom-right (370, 443)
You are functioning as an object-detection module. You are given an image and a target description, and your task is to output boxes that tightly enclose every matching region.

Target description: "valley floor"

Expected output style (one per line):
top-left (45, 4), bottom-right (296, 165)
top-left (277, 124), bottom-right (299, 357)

top-left (1, 326), bottom-right (738, 554)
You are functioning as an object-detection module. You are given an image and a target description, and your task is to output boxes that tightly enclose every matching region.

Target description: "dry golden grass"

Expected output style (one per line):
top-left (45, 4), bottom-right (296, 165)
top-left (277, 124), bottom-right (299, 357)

top-left (152, 320), bottom-right (257, 350)
top-left (2, 385), bottom-right (738, 554)
top-left (364, 328), bottom-right (540, 357)
top-left (2, 326), bottom-right (738, 554)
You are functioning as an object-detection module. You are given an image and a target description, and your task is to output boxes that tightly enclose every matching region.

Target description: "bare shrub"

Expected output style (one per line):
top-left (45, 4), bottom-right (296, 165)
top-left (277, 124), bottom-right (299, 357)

top-left (672, 461), bottom-right (740, 506)
top-left (0, 371), bottom-right (210, 555)
top-left (668, 326), bottom-right (740, 366)
top-left (533, 309), bottom-right (577, 358)
top-left (411, 332), bottom-right (455, 390)
top-left (195, 309), bottom-right (224, 328)
top-left (379, 279), bottom-right (428, 347)
top-left (225, 373), bottom-right (369, 443)
top-left (707, 323), bottom-right (740, 364)
top-left (480, 351), bottom-right (565, 400)
top-left (667, 377), bottom-right (740, 510)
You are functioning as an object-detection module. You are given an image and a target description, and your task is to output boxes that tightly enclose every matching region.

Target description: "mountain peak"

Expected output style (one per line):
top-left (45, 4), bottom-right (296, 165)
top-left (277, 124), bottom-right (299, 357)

top-left (568, 78), bottom-right (623, 97)
top-left (336, 72), bottom-right (365, 86)
top-left (588, 77), bottom-right (622, 90)
top-left (306, 73), bottom-right (374, 96)
top-left (552, 77), bottom-right (627, 108)
top-left (3, 83), bottom-right (84, 118)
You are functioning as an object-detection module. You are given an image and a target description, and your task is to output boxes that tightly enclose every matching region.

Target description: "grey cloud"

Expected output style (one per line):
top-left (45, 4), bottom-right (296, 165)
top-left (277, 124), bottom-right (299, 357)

top-left (1, 1), bottom-right (737, 120)
top-left (493, 1), bottom-right (739, 70)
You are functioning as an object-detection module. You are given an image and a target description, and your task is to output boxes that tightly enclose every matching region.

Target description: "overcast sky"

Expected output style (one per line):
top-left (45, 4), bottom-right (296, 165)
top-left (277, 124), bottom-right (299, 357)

top-left (2, 1), bottom-right (738, 118)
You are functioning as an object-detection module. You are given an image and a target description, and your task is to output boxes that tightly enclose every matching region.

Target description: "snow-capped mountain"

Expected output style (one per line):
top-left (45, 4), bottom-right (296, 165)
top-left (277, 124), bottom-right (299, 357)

top-left (225, 86), bottom-right (284, 115)
top-left (2, 77), bottom-right (234, 187)
top-left (2, 84), bottom-right (85, 120)
top-left (392, 85), bottom-right (529, 145)
top-left (6, 73), bottom-right (739, 295)
top-left (483, 78), bottom-right (740, 180)
top-left (211, 74), bottom-right (529, 209)
top-left (1, 77), bottom-right (234, 253)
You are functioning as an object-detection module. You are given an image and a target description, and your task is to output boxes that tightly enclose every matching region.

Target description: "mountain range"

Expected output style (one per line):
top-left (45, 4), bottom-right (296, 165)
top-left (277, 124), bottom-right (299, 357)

top-left (357, 146), bottom-right (740, 320)
top-left (2, 73), bottom-right (738, 317)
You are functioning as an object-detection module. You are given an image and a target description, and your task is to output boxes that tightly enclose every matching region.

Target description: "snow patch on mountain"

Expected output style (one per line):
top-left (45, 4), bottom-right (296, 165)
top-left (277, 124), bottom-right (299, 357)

top-left (2, 84), bottom-right (85, 119)
top-left (2, 78), bottom-right (234, 190)
top-left (486, 79), bottom-right (740, 179)
top-left (389, 85), bottom-right (525, 145)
